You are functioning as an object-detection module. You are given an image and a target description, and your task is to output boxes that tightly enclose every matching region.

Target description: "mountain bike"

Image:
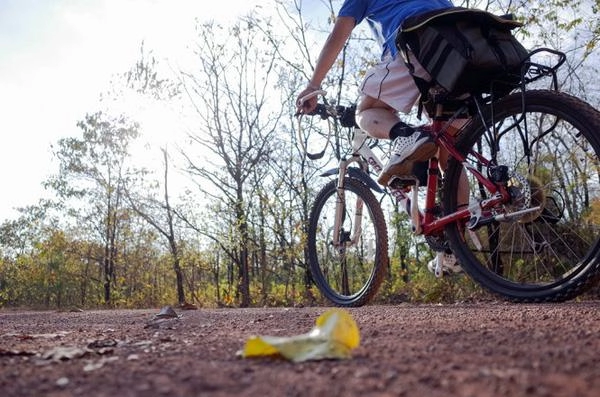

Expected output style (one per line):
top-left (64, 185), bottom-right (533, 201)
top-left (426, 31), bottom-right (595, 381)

top-left (297, 48), bottom-right (600, 307)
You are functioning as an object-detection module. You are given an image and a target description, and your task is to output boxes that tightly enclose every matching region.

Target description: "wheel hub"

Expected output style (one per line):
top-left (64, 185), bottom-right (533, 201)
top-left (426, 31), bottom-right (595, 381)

top-left (505, 173), bottom-right (546, 223)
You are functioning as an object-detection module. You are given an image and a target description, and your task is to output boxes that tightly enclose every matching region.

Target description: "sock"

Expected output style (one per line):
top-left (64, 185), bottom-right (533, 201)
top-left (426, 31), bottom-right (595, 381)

top-left (389, 121), bottom-right (415, 140)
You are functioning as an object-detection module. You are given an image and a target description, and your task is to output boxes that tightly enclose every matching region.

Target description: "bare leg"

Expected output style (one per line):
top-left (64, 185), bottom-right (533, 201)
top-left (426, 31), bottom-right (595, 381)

top-left (355, 95), bottom-right (399, 139)
top-left (438, 119), bottom-right (470, 207)
top-left (439, 149), bottom-right (470, 207)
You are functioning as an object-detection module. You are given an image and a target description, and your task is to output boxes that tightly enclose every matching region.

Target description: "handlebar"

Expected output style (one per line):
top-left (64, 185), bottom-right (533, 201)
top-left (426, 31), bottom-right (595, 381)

top-left (296, 91), bottom-right (362, 160)
top-left (301, 103), bottom-right (358, 128)
top-left (296, 90), bottom-right (358, 128)
top-left (296, 91), bottom-right (379, 160)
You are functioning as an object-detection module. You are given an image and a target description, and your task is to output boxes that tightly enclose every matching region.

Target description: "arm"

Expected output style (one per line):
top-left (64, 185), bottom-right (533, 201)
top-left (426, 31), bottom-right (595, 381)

top-left (296, 16), bottom-right (356, 113)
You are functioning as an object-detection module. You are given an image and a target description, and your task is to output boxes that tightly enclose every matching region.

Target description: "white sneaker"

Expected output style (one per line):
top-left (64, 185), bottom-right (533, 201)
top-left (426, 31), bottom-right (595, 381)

top-left (378, 128), bottom-right (438, 186)
top-left (427, 252), bottom-right (462, 278)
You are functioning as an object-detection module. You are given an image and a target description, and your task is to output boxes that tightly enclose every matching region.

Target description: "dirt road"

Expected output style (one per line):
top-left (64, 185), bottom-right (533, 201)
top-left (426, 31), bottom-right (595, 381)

top-left (1, 302), bottom-right (599, 397)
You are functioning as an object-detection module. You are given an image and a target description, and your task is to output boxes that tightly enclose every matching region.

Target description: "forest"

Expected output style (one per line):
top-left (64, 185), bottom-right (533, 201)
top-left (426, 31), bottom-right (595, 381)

top-left (1, 0), bottom-right (599, 309)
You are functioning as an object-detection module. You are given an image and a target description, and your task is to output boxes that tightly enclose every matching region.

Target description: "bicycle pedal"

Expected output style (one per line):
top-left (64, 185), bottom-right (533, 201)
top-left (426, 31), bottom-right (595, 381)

top-left (389, 175), bottom-right (419, 189)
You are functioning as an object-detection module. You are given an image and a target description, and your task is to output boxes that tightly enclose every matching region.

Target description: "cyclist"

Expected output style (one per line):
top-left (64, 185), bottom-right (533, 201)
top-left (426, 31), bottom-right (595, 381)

top-left (295, 0), bottom-right (463, 275)
top-left (296, 0), bottom-right (454, 185)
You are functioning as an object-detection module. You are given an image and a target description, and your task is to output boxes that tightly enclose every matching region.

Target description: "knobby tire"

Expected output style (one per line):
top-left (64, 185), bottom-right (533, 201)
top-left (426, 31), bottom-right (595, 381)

top-left (308, 177), bottom-right (388, 307)
top-left (443, 90), bottom-right (600, 302)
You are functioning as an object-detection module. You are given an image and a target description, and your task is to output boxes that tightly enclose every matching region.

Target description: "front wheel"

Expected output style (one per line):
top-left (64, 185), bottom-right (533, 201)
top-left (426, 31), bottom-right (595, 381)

top-left (307, 177), bottom-right (388, 306)
top-left (444, 90), bottom-right (600, 302)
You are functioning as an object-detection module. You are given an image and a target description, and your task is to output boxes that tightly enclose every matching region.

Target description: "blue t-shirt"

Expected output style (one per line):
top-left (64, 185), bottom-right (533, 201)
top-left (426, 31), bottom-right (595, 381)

top-left (338, 0), bottom-right (453, 58)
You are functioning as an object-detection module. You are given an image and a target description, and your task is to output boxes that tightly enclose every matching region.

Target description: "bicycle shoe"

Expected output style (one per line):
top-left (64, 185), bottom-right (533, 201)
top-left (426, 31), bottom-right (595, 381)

top-left (378, 127), bottom-right (438, 186)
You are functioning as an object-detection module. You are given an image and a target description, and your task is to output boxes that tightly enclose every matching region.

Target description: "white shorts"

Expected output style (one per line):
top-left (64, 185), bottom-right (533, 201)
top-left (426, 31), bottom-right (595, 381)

top-left (359, 55), bottom-right (430, 114)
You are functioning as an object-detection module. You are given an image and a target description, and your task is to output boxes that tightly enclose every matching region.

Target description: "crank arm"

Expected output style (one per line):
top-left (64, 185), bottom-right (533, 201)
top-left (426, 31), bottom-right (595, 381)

top-left (468, 206), bottom-right (542, 229)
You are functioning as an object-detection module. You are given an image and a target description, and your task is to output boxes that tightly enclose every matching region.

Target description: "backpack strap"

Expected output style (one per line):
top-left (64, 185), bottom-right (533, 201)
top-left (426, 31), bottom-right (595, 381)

top-left (401, 7), bottom-right (522, 32)
top-left (396, 43), bottom-right (430, 118)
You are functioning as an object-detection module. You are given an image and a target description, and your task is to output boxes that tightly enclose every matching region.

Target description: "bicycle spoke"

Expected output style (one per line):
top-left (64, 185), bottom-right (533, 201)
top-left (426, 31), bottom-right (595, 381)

top-left (308, 178), bottom-right (388, 306)
top-left (445, 90), bottom-right (600, 301)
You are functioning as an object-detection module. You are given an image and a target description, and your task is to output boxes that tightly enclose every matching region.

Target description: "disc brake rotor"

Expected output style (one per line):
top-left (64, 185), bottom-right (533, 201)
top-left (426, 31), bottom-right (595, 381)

top-left (504, 173), bottom-right (546, 223)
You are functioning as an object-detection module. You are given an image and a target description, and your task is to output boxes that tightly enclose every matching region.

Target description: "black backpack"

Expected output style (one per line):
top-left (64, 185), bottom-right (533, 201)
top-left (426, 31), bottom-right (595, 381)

top-left (396, 7), bottom-right (530, 101)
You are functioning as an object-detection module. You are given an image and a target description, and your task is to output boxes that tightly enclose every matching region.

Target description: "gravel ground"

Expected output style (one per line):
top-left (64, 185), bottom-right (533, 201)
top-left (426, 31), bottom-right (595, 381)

top-left (1, 301), bottom-right (599, 397)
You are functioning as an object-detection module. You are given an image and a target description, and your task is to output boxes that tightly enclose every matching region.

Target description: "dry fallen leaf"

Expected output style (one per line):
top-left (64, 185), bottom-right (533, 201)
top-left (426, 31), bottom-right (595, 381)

top-left (87, 339), bottom-right (118, 349)
top-left (144, 306), bottom-right (181, 329)
top-left (239, 309), bottom-right (360, 362)
top-left (0, 348), bottom-right (36, 357)
top-left (83, 356), bottom-right (119, 372)
top-left (42, 346), bottom-right (89, 361)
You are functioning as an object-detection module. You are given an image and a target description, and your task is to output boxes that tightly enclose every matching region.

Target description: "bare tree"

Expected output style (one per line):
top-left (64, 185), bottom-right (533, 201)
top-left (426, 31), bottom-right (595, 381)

top-left (48, 112), bottom-right (140, 304)
top-left (179, 18), bottom-right (286, 307)
top-left (125, 148), bottom-right (188, 306)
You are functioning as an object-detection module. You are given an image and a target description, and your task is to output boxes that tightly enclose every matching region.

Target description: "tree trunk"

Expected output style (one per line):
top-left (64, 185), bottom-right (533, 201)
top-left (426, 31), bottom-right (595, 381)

top-left (172, 253), bottom-right (185, 305)
top-left (238, 245), bottom-right (251, 307)
top-left (103, 253), bottom-right (111, 304)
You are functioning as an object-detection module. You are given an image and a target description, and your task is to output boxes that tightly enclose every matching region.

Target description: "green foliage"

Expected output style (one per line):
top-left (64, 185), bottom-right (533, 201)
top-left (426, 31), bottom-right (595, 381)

top-left (376, 254), bottom-right (489, 304)
top-left (0, 231), bottom-right (103, 308)
top-left (3, 0), bottom-right (598, 310)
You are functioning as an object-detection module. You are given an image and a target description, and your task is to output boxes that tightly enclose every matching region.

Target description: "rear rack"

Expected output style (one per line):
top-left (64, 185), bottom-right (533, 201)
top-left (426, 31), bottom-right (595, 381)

top-left (521, 48), bottom-right (566, 90)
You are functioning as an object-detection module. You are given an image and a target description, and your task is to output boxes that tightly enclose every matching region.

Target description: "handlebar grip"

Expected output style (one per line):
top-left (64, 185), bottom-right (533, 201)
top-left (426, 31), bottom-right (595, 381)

top-left (294, 103), bottom-right (329, 118)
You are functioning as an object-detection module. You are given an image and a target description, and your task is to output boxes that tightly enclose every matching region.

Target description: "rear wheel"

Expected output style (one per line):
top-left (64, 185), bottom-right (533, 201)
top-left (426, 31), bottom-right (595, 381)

top-left (308, 177), bottom-right (388, 306)
top-left (444, 90), bottom-right (600, 302)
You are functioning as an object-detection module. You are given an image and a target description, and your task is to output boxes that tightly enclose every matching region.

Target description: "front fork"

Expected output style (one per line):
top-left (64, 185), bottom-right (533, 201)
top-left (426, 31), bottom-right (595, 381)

top-left (331, 158), bottom-right (365, 250)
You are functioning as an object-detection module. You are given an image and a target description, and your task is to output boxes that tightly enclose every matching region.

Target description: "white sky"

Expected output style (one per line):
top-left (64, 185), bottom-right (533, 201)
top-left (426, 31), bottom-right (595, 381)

top-left (0, 0), bottom-right (271, 222)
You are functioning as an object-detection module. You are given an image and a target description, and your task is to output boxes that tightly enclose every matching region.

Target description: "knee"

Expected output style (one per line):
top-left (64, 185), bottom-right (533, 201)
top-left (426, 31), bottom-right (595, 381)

top-left (356, 98), bottom-right (394, 131)
top-left (354, 108), bottom-right (369, 131)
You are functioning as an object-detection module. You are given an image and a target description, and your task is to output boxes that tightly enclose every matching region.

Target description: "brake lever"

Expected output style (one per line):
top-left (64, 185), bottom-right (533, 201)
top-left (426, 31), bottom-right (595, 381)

top-left (296, 90), bottom-right (328, 116)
